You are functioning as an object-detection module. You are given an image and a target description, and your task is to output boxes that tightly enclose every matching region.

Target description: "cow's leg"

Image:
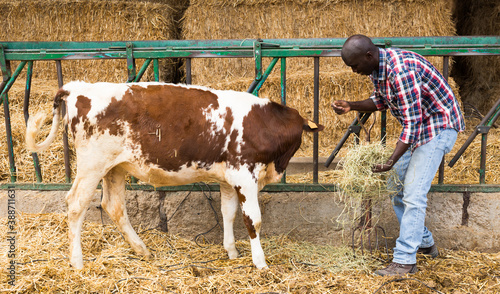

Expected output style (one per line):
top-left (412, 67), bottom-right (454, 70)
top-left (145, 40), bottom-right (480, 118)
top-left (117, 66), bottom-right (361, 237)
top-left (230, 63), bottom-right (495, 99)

top-left (66, 174), bottom-right (103, 269)
top-left (235, 184), bottom-right (267, 269)
top-left (220, 184), bottom-right (239, 259)
top-left (101, 166), bottom-right (150, 257)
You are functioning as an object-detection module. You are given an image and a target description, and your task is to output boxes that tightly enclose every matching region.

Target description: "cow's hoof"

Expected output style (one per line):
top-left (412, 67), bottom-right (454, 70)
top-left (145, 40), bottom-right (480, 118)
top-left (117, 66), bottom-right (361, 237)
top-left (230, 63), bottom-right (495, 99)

top-left (227, 249), bottom-right (239, 259)
top-left (255, 263), bottom-right (268, 270)
top-left (70, 259), bottom-right (84, 270)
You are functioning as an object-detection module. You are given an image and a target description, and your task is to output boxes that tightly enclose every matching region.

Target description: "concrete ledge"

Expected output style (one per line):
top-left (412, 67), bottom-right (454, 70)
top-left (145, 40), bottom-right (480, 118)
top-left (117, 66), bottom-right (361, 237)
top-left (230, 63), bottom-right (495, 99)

top-left (287, 156), bottom-right (340, 175)
top-left (1, 189), bottom-right (499, 252)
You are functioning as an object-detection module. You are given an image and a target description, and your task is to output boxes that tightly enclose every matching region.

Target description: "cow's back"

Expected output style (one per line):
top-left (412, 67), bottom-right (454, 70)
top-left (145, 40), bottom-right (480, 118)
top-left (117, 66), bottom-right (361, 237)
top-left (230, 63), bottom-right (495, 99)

top-left (64, 82), bottom-right (286, 177)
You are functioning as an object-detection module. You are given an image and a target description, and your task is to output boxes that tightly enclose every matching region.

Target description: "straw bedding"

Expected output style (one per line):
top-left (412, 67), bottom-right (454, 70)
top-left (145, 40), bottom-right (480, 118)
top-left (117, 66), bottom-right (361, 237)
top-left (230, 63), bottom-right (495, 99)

top-left (0, 213), bottom-right (499, 293)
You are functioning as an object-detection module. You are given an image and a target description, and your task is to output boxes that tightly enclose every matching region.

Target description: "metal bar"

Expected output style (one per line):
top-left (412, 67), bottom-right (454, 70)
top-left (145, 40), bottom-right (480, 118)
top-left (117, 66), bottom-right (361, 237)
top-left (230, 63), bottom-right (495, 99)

top-left (0, 61), bottom-right (27, 105)
top-left (185, 58), bottom-right (191, 84)
top-left (23, 61), bottom-right (43, 182)
top-left (280, 58), bottom-right (286, 106)
top-left (23, 61), bottom-right (33, 123)
top-left (480, 133), bottom-right (487, 184)
top-left (56, 60), bottom-right (71, 183)
top-left (5, 47), bottom-right (500, 61)
top-left (1, 60), bottom-right (27, 182)
top-left (325, 112), bottom-right (372, 167)
top-left (246, 80), bottom-right (259, 93)
top-left (439, 56), bottom-right (450, 184)
top-left (153, 59), bottom-right (160, 82)
top-left (3, 91), bottom-right (16, 182)
top-left (1, 36), bottom-right (499, 56)
top-left (280, 57), bottom-right (287, 184)
top-left (380, 110), bottom-right (387, 145)
top-left (486, 100), bottom-right (500, 127)
top-left (126, 42), bottom-right (136, 82)
top-left (252, 57), bottom-right (279, 96)
top-left (449, 96), bottom-right (500, 167)
top-left (253, 41), bottom-right (262, 81)
top-left (313, 57), bottom-right (320, 183)
top-left (133, 58), bottom-right (152, 82)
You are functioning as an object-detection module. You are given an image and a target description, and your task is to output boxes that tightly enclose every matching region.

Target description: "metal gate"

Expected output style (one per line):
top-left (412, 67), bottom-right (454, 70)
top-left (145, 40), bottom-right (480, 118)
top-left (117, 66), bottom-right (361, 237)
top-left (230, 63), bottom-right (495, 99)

top-left (1, 36), bottom-right (500, 193)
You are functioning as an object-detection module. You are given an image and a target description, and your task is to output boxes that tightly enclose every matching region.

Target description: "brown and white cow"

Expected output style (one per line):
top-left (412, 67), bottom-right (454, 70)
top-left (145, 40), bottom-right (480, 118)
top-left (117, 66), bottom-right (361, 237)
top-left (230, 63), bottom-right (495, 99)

top-left (26, 81), bottom-right (323, 269)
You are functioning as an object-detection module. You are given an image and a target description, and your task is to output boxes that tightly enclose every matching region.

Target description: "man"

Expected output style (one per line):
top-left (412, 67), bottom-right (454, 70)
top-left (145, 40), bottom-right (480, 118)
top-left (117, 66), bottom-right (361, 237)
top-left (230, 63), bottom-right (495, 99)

top-left (332, 34), bottom-right (465, 276)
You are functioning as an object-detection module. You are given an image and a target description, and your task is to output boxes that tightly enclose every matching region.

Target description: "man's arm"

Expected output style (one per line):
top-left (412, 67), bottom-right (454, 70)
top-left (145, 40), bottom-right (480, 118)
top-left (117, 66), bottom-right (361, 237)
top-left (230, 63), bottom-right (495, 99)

top-left (331, 99), bottom-right (378, 115)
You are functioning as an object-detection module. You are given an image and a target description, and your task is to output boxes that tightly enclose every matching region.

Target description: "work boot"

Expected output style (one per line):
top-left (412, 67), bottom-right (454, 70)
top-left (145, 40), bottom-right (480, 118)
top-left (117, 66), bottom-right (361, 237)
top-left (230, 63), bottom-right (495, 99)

top-left (417, 244), bottom-right (439, 258)
top-left (374, 262), bottom-right (417, 276)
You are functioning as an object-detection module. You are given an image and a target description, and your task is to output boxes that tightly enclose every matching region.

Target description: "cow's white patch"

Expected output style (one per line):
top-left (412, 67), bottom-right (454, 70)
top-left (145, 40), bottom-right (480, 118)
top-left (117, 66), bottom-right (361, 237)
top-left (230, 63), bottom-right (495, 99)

top-left (203, 90), bottom-right (270, 153)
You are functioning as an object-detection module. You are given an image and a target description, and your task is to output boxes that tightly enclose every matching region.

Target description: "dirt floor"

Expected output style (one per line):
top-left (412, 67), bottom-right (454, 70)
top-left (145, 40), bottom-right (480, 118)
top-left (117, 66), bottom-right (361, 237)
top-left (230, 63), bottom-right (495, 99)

top-left (1, 213), bottom-right (500, 293)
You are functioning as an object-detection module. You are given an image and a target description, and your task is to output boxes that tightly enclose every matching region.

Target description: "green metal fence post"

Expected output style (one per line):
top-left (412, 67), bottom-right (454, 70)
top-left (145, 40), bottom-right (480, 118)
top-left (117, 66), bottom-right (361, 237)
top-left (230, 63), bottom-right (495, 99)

top-left (281, 57), bottom-right (287, 184)
top-left (185, 58), bottom-right (191, 84)
top-left (153, 59), bottom-right (160, 82)
top-left (254, 40), bottom-right (262, 81)
top-left (313, 57), bottom-right (320, 184)
top-left (126, 42), bottom-right (136, 82)
top-left (252, 57), bottom-right (279, 96)
top-left (23, 61), bottom-right (43, 182)
top-left (133, 58), bottom-right (152, 82)
top-left (56, 60), bottom-right (72, 183)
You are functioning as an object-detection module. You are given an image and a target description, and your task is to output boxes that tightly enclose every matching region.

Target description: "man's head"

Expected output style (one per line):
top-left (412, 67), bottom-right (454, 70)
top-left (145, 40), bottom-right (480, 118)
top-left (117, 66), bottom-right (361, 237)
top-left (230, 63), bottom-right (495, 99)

top-left (341, 35), bottom-right (379, 76)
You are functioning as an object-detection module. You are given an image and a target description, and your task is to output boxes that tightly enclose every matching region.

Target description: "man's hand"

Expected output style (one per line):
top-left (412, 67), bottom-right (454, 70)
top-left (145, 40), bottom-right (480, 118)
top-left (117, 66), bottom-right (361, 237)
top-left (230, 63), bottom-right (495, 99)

top-left (332, 100), bottom-right (351, 115)
top-left (372, 140), bottom-right (411, 173)
top-left (372, 161), bottom-right (394, 173)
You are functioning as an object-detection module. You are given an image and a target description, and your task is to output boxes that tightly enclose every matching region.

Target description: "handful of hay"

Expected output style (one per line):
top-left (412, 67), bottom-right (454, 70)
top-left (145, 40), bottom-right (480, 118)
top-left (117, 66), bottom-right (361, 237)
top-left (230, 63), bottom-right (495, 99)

top-left (337, 140), bottom-right (399, 201)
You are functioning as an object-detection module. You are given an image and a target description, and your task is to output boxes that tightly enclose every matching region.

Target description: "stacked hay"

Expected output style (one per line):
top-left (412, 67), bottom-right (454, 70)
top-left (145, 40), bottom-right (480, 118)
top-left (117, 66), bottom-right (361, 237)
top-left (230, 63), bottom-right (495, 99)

top-left (0, 0), bottom-right (185, 82)
top-left (0, 0), bottom-right (185, 182)
top-left (182, 0), bottom-right (458, 156)
top-left (1, 213), bottom-right (500, 293)
top-left (453, 0), bottom-right (500, 114)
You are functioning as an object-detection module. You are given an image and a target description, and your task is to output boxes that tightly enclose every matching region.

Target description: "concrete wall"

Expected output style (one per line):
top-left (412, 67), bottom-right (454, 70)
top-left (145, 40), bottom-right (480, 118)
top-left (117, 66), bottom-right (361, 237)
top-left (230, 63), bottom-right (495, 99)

top-left (1, 189), bottom-right (499, 252)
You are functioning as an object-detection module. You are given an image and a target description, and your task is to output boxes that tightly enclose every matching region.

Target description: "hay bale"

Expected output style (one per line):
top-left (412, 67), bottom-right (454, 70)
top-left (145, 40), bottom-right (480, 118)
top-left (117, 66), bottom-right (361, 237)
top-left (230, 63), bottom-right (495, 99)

top-left (453, 0), bottom-right (500, 113)
top-left (0, 0), bottom-right (184, 82)
top-left (182, 0), bottom-right (456, 85)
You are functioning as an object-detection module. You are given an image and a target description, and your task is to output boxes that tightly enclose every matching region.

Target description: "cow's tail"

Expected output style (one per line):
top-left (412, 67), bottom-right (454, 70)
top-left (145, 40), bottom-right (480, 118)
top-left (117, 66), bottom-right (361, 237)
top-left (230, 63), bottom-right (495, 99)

top-left (26, 89), bottom-right (69, 152)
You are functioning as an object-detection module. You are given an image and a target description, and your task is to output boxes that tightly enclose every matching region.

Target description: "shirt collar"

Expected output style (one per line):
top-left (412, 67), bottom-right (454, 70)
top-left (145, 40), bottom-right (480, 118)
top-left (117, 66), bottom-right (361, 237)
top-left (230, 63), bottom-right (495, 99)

top-left (371, 48), bottom-right (386, 81)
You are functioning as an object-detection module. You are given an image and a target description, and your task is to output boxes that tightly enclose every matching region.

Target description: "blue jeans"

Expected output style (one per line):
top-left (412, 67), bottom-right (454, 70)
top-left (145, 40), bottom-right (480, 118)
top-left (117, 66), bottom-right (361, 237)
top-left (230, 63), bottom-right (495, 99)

top-left (389, 128), bottom-right (458, 265)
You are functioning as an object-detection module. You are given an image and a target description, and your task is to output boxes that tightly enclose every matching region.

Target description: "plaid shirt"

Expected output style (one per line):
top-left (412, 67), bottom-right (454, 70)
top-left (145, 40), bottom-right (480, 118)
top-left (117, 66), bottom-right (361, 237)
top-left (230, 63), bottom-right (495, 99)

top-left (370, 48), bottom-right (465, 149)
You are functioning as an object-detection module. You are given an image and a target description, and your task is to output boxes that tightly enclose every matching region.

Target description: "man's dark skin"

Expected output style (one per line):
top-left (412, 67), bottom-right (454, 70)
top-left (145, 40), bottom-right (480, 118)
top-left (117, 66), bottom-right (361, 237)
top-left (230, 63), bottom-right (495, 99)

top-left (332, 35), bottom-right (411, 173)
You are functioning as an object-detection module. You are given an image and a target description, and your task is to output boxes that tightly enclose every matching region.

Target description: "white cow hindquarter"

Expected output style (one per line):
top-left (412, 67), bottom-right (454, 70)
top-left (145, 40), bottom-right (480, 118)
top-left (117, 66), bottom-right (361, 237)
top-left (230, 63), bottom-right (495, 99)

top-left (225, 164), bottom-right (267, 269)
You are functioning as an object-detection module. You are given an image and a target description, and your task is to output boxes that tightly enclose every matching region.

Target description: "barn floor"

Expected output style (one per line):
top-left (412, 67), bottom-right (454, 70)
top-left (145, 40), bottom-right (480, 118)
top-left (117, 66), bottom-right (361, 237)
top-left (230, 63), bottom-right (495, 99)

top-left (1, 213), bottom-right (499, 293)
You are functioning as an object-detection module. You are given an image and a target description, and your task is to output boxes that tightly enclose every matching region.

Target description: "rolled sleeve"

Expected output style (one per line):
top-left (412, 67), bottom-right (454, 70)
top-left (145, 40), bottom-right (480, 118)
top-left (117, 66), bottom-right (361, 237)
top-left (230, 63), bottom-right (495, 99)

top-left (370, 92), bottom-right (389, 111)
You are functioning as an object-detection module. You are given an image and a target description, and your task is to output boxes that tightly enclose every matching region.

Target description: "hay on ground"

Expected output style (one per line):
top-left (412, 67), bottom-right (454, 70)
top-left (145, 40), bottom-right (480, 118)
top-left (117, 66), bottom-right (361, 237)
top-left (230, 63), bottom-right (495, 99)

top-left (1, 213), bottom-right (500, 293)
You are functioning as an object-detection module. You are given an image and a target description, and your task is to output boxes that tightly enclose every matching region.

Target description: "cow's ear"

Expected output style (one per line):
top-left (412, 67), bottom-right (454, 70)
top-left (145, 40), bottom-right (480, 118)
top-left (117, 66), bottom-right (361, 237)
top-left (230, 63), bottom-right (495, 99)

top-left (303, 119), bottom-right (324, 133)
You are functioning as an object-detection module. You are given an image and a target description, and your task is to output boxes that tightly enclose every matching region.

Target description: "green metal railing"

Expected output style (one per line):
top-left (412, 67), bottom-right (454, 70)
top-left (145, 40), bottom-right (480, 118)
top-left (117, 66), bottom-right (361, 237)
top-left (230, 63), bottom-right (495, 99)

top-left (1, 36), bottom-right (500, 192)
